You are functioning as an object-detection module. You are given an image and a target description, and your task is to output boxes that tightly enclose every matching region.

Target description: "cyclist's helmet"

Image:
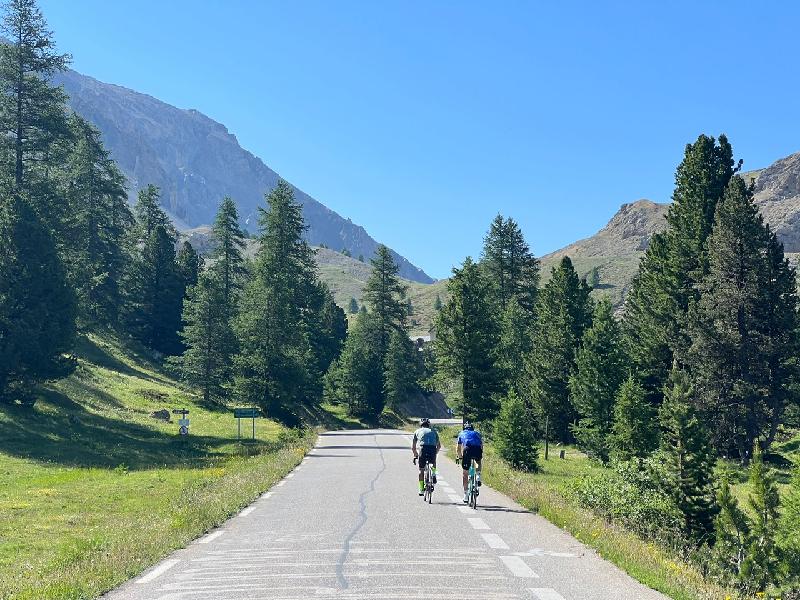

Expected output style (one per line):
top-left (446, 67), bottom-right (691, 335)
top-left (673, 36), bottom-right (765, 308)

top-left (464, 422), bottom-right (474, 431)
top-left (420, 418), bottom-right (431, 427)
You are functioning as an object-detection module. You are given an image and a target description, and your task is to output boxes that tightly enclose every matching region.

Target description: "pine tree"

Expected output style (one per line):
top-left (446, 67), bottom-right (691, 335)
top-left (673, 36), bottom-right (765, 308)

top-left (435, 257), bottom-right (500, 422)
top-left (348, 297), bottom-right (359, 314)
top-left (481, 214), bottom-right (539, 314)
top-left (625, 135), bottom-right (736, 404)
top-left (61, 113), bottom-right (132, 324)
top-left (588, 266), bottom-right (600, 288)
top-left (779, 465), bottom-right (800, 587)
top-left (609, 375), bottom-right (658, 461)
top-left (497, 296), bottom-right (532, 396)
top-left (324, 309), bottom-right (383, 417)
top-left (527, 256), bottom-right (593, 443)
top-left (713, 474), bottom-right (751, 581)
top-left (209, 196), bottom-right (246, 306)
top-left (132, 184), bottom-right (175, 242)
top-left (234, 181), bottom-right (319, 420)
top-left (341, 247), bottom-right (351, 257)
top-left (569, 299), bottom-right (626, 462)
top-left (383, 329), bottom-right (418, 410)
top-left (171, 273), bottom-right (236, 404)
top-left (364, 244), bottom-right (408, 356)
top-left (686, 176), bottom-right (800, 458)
top-left (176, 241), bottom-right (201, 293)
top-left (434, 293), bottom-right (443, 311)
top-left (660, 369), bottom-right (718, 543)
top-left (0, 0), bottom-right (70, 207)
top-left (302, 281), bottom-right (347, 403)
top-left (0, 195), bottom-right (75, 403)
top-left (740, 443), bottom-right (782, 592)
top-left (125, 224), bottom-right (183, 355)
top-left (494, 391), bottom-right (539, 472)
top-left (358, 254), bottom-right (364, 262)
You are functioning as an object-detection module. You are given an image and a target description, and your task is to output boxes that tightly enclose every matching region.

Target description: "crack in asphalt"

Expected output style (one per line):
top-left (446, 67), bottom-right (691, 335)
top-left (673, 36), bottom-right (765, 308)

top-left (335, 433), bottom-right (387, 589)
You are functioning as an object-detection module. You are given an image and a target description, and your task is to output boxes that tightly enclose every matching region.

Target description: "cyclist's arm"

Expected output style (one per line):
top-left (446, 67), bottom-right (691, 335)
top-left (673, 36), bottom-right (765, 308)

top-left (435, 434), bottom-right (441, 452)
top-left (456, 439), bottom-right (463, 458)
top-left (412, 433), bottom-right (419, 458)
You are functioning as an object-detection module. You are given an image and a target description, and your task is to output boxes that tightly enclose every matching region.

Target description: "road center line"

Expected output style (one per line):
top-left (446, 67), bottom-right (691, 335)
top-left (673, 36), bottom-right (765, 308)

top-left (481, 533), bottom-right (510, 549)
top-left (528, 588), bottom-right (567, 600)
top-left (198, 531), bottom-right (225, 544)
top-left (500, 555), bottom-right (539, 578)
top-left (458, 506), bottom-right (474, 514)
top-left (136, 559), bottom-right (180, 584)
top-left (468, 517), bottom-right (490, 530)
top-left (448, 494), bottom-right (463, 503)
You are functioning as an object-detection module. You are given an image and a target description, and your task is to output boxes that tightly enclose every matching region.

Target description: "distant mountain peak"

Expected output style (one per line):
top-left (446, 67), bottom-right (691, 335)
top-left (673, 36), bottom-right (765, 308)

top-left (52, 69), bottom-right (434, 283)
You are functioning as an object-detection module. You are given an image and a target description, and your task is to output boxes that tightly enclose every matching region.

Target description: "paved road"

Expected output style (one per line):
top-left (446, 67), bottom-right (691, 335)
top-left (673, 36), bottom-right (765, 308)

top-left (105, 430), bottom-right (667, 600)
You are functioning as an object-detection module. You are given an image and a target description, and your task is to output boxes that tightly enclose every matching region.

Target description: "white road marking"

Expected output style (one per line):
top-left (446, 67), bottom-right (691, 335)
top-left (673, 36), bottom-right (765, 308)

top-left (286, 473), bottom-right (295, 478)
top-left (458, 506), bottom-right (474, 514)
top-left (468, 517), bottom-right (490, 530)
top-left (276, 480), bottom-right (286, 486)
top-left (528, 588), bottom-right (567, 600)
top-left (136, 558), bottom-right (180, 584)
top-left (448, 494), bottom-right (463, 503)
top-left (263, 492), bottom-right (274, 499)
top-left (481, 533), bottom-right (510, 549)
top-left (500, 555), bottom-right (539, 578)
top-left (198, 530), bottom-right (225, 544)
top-left (239, 505), bottom-right (256, 517)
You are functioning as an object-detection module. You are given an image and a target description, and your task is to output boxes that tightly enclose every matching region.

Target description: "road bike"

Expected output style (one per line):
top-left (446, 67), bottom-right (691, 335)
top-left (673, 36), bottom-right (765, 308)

top-left (467, 459), bottom-right (479, 509)
top-left (413, 456), bottom-right (435, 504)
top-left (423, 461), bottom-right (435, 504)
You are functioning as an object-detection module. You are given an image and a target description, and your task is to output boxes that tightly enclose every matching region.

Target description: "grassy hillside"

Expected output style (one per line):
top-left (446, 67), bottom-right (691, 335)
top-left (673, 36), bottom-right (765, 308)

top-left (313, 247), bottom-right (449, 336)
top-left (0, 332), bottom-right (313, 599)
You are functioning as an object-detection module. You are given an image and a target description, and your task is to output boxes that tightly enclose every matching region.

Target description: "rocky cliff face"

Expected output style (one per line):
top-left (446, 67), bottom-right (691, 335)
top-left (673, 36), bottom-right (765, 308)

top-left (52, 70), bottom-right (433, 283)
top-left (750, 152), bottom-right (800, 252)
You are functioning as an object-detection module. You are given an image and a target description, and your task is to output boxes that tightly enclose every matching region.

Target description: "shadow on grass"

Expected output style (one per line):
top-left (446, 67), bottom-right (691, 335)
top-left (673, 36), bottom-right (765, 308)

top-left (75, 335), bottom-right (173, 387)
top-left (0, 387), bottom-right (276, 470)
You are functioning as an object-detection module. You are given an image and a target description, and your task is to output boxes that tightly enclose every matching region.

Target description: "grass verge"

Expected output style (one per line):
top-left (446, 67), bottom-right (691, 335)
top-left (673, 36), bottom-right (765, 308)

top-left (0, 331), bottom-right (315, 600)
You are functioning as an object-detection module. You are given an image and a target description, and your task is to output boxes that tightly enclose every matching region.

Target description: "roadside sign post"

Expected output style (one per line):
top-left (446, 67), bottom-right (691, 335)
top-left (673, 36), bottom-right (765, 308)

top-left (234, 407), bottom-right (260, 441)
top-left (172, 409), bottom-right (190, 436)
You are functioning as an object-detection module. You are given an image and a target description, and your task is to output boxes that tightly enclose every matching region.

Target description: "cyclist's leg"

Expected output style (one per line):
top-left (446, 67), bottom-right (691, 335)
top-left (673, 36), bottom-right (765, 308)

top-left (461, 449), bottom-right (471, 501)
top-left (430, 448), bottom-right (438, 483)
top-left (418, 454), bottom-right (425, 495)
top-left (475, 448), bottom-right (483, 485)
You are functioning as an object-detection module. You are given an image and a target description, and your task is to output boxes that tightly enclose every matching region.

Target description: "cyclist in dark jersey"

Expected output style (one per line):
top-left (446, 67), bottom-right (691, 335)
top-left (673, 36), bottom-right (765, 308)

top-left (456, 422), bottom-right (483, 503)
top-left (412, 418), bottom-right (441, 496)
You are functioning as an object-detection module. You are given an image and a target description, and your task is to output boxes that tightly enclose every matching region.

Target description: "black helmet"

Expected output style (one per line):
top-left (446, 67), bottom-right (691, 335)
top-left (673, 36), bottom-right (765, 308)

top-left (464, 422), bottom-right (474, 431)
top-left (420, 418), bottom-right (431, 427)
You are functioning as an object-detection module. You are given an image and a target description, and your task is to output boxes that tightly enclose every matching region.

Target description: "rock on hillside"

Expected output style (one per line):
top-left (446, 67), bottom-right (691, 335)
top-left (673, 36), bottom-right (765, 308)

top-left (52, 70), bottom-right (433, 283)
top-left (750, 152), bottom-right (800, 252)
top-left (540, 199), bottom-right (668, 305)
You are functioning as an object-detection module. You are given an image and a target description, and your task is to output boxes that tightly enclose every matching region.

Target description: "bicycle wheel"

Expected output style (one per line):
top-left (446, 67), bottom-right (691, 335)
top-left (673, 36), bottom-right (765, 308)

top-left (423, 465), bottom-right (431, 503)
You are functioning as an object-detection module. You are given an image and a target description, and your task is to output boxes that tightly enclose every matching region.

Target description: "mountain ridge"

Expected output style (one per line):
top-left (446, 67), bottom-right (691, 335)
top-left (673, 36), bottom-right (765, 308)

top-left (51, 68), bottom-right (434, 283)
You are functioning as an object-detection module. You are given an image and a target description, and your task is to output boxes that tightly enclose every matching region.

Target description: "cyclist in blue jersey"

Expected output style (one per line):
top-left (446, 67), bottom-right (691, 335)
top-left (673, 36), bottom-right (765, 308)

top-left (456, 422), bottom-right (483, 503)
top-left (412, 418), bottom-right (441, 495)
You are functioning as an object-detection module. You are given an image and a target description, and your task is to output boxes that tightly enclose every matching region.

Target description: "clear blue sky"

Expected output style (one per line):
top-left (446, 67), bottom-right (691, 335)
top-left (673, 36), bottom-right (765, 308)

top-left (40, 1), bottom-right (800, 279)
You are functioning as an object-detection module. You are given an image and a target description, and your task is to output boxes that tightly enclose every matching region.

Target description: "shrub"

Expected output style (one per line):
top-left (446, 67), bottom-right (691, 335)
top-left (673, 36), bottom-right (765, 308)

top-left (570, 453), bottom-right (683, 543)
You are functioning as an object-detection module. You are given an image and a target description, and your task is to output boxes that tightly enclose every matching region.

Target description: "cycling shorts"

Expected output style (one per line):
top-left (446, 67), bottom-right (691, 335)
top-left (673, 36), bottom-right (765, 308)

top-left (418, 445), bottom-right (437, 470)
top-left (461, 446), bottom-right (483, 470)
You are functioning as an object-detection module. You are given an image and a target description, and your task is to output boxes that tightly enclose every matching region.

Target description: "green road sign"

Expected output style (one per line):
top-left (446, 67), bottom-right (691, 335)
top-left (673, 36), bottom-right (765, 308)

top-left (234, 408), bottom-right (259, 419)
